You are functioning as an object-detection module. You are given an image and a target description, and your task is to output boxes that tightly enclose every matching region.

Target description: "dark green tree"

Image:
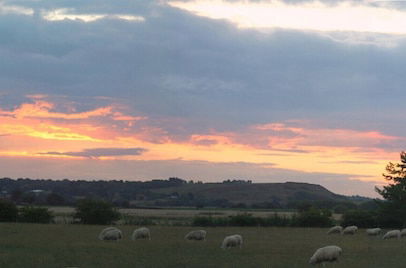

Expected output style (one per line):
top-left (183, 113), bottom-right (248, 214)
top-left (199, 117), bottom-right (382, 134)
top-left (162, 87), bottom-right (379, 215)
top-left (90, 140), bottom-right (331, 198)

top-left (341, 210), bottom-right (377, 228)
top-left (18, 206), bottom-right (53, 223)
top-left (0, 199), bottom-right (18, 222)
top-left (74, 199), bottom-right (121, 225)
top-left (376, 151), bottom-right (406, 227)
top-left (46, 193), bottom-right (65, 206)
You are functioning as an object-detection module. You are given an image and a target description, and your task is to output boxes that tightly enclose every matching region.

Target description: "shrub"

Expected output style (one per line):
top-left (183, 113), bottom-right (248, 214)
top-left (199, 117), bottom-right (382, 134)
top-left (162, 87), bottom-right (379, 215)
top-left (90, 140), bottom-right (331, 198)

top-left (229, 213), bottom-right (259, 226)
top-left (375, 201), bottom-right (403, 228)
top-left (292, 208), bottom-right (332, 227)
top-left (263, 213), bottom-right (291, 227)
top-left (341, 210), bottom-right (377, 228)
top-left (0, 199), bottom-right (18, 222)
top-left (74, 199), bottom-right (121, 225)
top-left (121, 214), bottom-right (154, 225)
top-left (18, 206), bottom-right (53, 223)
top-left (192, 216), bottom-right (229, 227)
top-left (193, 213), bottom-right (292, 227)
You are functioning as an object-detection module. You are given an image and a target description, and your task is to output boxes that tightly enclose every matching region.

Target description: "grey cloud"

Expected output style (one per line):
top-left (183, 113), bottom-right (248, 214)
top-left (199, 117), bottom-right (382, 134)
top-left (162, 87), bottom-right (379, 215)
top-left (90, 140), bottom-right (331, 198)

top-left (1, 1), bottom-right (406, 141)
top-left (41, 147), bottom-right (147, 158)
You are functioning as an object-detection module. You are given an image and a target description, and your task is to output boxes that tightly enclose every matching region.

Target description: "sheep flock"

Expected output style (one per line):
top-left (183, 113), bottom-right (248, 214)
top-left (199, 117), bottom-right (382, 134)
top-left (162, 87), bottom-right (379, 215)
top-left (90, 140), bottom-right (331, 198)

top-left (97, 224), bottom-right (406, 266)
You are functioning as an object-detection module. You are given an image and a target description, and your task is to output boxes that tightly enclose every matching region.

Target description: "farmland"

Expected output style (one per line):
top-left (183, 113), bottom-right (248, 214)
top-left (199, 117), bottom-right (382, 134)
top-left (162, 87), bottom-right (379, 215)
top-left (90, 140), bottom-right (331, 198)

top-left (49, 206), bottom-right (342, 225)
top-left (1, 223), bottom-right (406, 267)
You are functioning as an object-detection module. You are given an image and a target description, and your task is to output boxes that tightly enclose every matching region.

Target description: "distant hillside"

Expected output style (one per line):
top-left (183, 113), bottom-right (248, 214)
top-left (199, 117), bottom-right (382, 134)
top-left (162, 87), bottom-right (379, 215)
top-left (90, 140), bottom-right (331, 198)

top-left (151, 181), bottom-right (347, 207)
top-left (0, 177), bottom-right (357, 209)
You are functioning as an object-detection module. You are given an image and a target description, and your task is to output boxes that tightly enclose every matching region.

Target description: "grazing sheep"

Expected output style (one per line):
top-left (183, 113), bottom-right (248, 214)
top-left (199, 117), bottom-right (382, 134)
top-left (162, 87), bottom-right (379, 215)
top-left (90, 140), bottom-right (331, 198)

top-left (98, 227), bottom-right (122, 241)
top-left (383, 230), bottom-right (401, 240)
top-left (327, 226), bottom-right (343, 235)
top-left (342, 225), bottom-right (358, 235)
top-left (309, 245), bottom-right (342, 265)
top-left (400, 228), bottom-right (406, 237)
top-left (185, 230), bottom-right (207, 241)
top-left (366, 228), bottom-right (382, 236)
top-left (131, 227), bottom-right (151, 240)
top-left (221, 234), bottom-right (243, 249)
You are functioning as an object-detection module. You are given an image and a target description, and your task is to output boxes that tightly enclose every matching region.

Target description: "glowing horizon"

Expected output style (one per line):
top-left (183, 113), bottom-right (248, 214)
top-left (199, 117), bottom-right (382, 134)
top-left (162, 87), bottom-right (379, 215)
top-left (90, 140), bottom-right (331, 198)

top-left (0, 97), bottom-right (398, 189)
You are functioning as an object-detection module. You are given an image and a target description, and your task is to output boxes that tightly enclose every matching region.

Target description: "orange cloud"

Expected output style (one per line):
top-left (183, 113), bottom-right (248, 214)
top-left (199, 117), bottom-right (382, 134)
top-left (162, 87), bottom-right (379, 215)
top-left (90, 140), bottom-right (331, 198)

top-left (0, 98), bottom-right (400, 186)
top-left (0, 100), bottom-right (113, 120)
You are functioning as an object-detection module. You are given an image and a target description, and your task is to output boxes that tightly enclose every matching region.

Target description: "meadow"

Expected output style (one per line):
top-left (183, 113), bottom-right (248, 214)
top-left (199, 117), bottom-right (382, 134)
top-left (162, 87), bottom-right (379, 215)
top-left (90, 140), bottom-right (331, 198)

top-left (1, 223), bottom-right (406, 267)
top-left (49, 206), bottom-right (341, 225)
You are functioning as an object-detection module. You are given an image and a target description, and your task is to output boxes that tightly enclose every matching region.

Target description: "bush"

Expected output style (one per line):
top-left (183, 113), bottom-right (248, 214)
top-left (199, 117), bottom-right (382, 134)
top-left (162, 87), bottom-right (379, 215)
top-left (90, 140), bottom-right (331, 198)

top-left (375, 202), bottom-right (403, 228)
top-left (74, 199), bottom-right (121, 225)
top-left (229, 213), bottom-right (259, 226)
top-left (121, 214), bottom-right (154, 225)
top-left (0, 199), bottom-right (18, 222)
top-left (341, 210), bottom-right (377, 228)
top-left (193, 213), bottom-right (295, 227)
top-left (192, 216), bottom-right (229, 227)
top-left (262, 213), bottom-right (291, 227)
top-left (292, 208), bottom-right (332, 227)
top-left (18, 206), bottom-right (53, 223)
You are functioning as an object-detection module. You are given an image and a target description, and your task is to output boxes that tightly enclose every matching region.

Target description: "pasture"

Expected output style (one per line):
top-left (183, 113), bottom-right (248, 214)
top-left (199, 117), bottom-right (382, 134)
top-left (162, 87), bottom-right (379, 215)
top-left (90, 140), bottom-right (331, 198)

top-left (48, 206), bottom-right (342, 225)
top-left (0, 224), bottom-right (406, 267)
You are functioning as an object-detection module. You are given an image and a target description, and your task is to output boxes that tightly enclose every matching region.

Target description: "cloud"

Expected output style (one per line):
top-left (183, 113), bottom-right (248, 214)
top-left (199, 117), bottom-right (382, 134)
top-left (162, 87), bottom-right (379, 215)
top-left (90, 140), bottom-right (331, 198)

top-left (0, 97), bottom-right (398, 184)
top-left (1, 0), bottom-right (406, 138)
top-left (0, 3), bottom-right (33, 15)
top-left (41, 147), bottom-right (147, 158)
top-left (41, 8), bottom-right (145, 22)
top-left (0, 96), bottom-right (146, 143)
top-left (0, 0), bottom-right (404, 197)
top-left (168, 0), bottom-right (406, 46)
top-left (0, 100), bottom-right (113, 119)
top-left (0, 95), bottom-right (145, 122)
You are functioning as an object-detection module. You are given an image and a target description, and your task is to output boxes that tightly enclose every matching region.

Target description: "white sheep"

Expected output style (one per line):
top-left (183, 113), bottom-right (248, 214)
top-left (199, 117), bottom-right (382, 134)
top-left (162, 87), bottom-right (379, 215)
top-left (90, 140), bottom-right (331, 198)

top-left (185, 230), bottom-right (207, 241)
top-left (309, 245), bottom-right (342, 265)
top-left (131, 227), bottom-right (151, 240)
top-left (98, 227), bottom-right (122, 241)
top-left (383, 230), bottom-right (401, 240)
top-left (327, 226), bottom-right (343, 235)
top-left (342, 225), bottom-right (358, 235)
top-left (400, 228), bottom-right (406, 237)
top-left (366, 228), bottom-right (382, 236)
top-left (221, 234), bottom-right (243, 249)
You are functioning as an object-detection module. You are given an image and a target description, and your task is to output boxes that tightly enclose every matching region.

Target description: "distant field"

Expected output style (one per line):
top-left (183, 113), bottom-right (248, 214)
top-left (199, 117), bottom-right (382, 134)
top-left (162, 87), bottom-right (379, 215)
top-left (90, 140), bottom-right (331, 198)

top-left (0, 223), bottom-right (405, 267)
top-left (48, 206), bottom-right (296, 217)
top-left (48, 206), bottom-right (342, 224)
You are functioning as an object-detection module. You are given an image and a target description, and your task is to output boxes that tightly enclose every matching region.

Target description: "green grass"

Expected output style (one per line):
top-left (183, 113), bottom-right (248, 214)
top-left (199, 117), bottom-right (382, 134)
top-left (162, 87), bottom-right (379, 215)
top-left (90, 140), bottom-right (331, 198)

top-left (0, 224), bottom-right (405, 267)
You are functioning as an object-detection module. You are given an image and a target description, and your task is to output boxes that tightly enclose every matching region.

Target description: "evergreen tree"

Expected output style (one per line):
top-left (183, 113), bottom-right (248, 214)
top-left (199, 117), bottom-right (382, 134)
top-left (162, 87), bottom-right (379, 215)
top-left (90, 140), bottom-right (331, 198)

top-left (376, 151), bottom-right (406, 227)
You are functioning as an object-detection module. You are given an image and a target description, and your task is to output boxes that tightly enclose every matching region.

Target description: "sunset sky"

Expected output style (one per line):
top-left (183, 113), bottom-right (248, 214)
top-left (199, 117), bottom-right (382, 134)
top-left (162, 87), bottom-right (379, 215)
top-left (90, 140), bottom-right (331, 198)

top-left (1, 0), bottom-right (406, 197)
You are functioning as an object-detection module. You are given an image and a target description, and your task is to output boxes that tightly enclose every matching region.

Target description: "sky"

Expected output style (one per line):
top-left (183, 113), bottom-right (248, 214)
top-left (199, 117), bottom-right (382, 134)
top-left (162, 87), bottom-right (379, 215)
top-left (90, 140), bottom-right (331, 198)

top-left (1, 0), bottom-right (406, 197)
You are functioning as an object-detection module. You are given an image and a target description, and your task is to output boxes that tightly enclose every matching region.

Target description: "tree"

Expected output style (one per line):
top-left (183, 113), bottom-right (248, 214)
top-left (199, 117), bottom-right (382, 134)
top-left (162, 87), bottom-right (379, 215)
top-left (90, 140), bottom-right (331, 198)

top-left (292, 208), bottom-right (332, 227)
top-left (0, 199), bottom-right (18, 222)
top-left (74, 199), bottom-right (121, 225)
top-left (18, 206), bottom-right (53, 223)
top-left (46, 193), bottom-right (65, 206)
top-left (376, 151), bottom-right (406, 227)
top-left (341, 210), bottom-right (377, 228)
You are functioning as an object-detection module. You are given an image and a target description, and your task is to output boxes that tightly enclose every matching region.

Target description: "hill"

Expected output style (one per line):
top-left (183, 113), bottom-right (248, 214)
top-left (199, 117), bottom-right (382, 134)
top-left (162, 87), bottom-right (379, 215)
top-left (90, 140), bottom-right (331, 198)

top-left (0, 177), bottom-right (358, 209)
top-left (151, 181), bottom-right (347, 207)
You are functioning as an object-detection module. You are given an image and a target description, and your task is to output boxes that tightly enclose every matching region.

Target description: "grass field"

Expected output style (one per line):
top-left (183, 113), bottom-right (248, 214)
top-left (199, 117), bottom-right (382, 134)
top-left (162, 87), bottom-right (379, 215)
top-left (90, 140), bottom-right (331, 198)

top-left (48, 206), bottom-right (342, 225)
top-left (1, 224), bottom-right (406, 267)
